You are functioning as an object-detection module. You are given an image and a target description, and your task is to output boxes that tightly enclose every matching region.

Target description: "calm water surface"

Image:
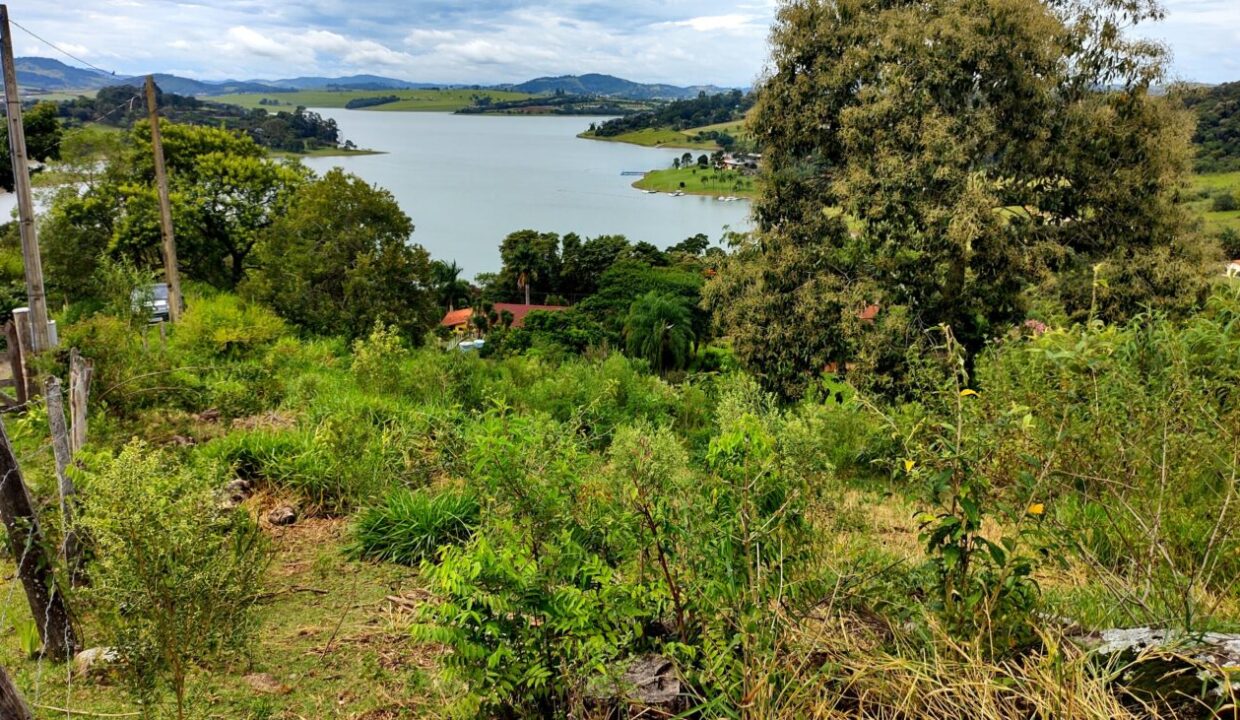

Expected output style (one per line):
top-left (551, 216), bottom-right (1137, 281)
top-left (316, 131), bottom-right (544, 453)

top-left (301, 110), bottom-right (751, 277)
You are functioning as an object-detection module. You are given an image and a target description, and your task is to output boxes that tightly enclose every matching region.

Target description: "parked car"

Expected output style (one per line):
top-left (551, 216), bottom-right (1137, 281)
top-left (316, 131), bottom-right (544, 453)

top-left (132, 283), bottom-right (183, 323)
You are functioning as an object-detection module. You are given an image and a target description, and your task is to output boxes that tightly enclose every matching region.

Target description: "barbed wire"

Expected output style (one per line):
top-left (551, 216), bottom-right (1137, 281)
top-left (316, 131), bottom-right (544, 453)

top-left (8, 19), bottom-right (118, 78)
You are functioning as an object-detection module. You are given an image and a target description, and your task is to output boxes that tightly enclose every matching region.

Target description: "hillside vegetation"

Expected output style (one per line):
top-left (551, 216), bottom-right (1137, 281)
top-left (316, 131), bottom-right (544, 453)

top-left (213, 88), bottom-right (532, 111)
top-left (2, 0), bottom-right (1240, 716)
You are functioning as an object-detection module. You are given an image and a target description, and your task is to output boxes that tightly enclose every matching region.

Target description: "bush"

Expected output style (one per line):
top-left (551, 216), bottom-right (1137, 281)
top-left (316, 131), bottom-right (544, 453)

top-left (168, 291), bottom-right (287, 362)
top-left (1211, 191), bottom-right (1238, 212)
top-left (81, 443), bottom-right (269, 719)
top-left (348, 487), bottom-right (480, 565)
top-left (351, 322), bottom-right (409, 393)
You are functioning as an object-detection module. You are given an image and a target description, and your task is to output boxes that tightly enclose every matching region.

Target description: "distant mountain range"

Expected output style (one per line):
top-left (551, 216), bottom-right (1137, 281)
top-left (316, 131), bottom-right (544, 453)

top-left (497, 74), bottom-right (733, 101)
top-left (16, 57), bottom-right (736, 102)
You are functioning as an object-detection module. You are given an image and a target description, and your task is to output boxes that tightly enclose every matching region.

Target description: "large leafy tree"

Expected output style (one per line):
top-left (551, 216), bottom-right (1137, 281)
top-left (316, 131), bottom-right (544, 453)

top-left (708, 0), bottom-right (1217, 399)
top-left (40, 122), bottom-right (305, 297)
top-left (0, 101), bottom-right (63, 190)
top-left (431, 260), bottom-right (472, 311)
top-left (243, 169), bottom-right (437, 342)
top-left (624, 291), bottom-right (696, 375)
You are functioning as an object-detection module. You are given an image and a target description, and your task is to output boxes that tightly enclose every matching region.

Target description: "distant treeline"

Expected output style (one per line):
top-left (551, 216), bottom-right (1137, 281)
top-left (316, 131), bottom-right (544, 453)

top-left (588, 90), bottom-right (753, 137)
top-left (344, 95), bottom-right (400, 109)
top-left (1181, 81), bottom-right (1240, 173)
top-left (55, 85), bottom-right (341, 153)
top-left (456, 93), bottom-right (644, 116)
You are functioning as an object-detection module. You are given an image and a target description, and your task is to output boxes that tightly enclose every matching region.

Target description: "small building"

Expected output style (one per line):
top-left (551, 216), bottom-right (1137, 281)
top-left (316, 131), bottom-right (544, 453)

top-left (440, 303), bottom-right (569, 335)
top-left (1226, 260), bottom-right (1240, 278)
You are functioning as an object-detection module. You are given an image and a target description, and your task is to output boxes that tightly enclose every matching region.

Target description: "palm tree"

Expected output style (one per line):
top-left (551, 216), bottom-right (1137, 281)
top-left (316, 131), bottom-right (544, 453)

top-left (624, 291), bottom-right (695, 375)
top-left (431, 260), bottom-right (470, 311)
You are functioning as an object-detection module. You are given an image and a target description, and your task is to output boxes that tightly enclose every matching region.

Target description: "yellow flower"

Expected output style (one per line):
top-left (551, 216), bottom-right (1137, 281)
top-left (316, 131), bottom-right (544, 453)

top-left (903, 459), bottom-right (916, 473)
top-left (1027, 503), bottom-right (1045, 516)
top-left (960, 389), bottom-right (979, 397)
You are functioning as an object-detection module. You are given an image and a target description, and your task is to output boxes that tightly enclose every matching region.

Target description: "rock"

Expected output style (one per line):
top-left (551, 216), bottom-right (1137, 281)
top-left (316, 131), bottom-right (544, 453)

top-left (220, 478), bottom-right (254, 508)
top-left (197, 408), bottom-right (222, 423)
top-left (585, 654), bottom-right (680, 712)
top-left (268, 504), bottom-right (298, 526)
top-left (244, 672), bottom-right (290, 695)
top-left (1071, 627), bottom-right (1240, 701)
top-left (169, 434), bottom-right (196, 447)
top-left (73, 647), bottom-right (119, 678)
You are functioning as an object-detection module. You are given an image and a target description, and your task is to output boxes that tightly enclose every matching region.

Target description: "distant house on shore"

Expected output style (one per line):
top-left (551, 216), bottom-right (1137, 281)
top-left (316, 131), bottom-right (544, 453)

top-left (441, 303), bottom-right (569, 335)
top-left (722, 153), bottom-right (762, 171)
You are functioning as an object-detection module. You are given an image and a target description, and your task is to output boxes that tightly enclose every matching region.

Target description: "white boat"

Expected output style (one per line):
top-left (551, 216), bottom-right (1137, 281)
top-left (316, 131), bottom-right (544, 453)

top-left (672, 191), bottom-right (684, 197)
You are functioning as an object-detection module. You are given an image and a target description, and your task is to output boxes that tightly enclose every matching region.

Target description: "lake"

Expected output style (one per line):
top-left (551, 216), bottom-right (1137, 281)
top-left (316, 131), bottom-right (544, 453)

top-left (0, 112), bottom-right (752, 279)
top-left (300, 111), bottom-right (752, 277)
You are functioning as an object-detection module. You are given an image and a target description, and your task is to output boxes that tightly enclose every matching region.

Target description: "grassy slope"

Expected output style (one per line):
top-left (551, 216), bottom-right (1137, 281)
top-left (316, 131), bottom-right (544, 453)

top-left (212, 89), bottom-right (532, 112)
top-left (580, 127), bottom-right (720, 150)
top-left (1191, 171), bottom-right (1240, 235)
top-left (633, 166), bottom-right (757, 198)
top-left (0, 515), bottom-right (434, 719)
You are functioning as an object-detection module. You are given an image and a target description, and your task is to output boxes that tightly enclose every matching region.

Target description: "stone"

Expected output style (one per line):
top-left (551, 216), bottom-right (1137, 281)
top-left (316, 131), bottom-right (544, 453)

top-left (220, 478), bottom-right (254, 508)
top-left (1071, 627), bottom-right (1240, 701)
top-left (585, 654), bottom-right (680, 712)
top-left (268, 504), bottom-right (298, 526)
top-left (72, 647), bottom-right (119, 678)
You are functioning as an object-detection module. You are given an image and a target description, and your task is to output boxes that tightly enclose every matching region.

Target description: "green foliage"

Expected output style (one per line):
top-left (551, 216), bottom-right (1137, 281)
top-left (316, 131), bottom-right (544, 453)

top-left (243, 168), bottom-right (438, 342)
top-left (81, 443), bottom-right (269, 718)
top-left (910, 330), bottom-right (1042, 649)
top-left (1180, 80), bottom-right (1240, 173)
top-left (712, 0), bottom-right (1216, 400)
top-left (970, 287), bottom-right (1240, 629)
top-left (624, 291), bottom-right (695, 375)
top-left (348, 487), bottom-right (480, 565)
top-left (496, 229), bottom-right (562, 305)
top-left (41, 121), bottom-right (305, 299)
top-left (1212, 190), bottom-right (1239, 212)
top-left (351, 322), bottom-right (410, 393)
top-left (0, 101), bottom-right (62, 190)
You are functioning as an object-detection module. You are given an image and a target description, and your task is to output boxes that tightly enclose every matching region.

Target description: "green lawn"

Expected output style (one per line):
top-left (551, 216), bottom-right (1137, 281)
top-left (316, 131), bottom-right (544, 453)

top-left (212, 88), bottom-right (532, 112)
top-left (1190, 171), bottom-right (1240, 236)
top-left (633, 166), bottom-right (757, 197)
top-left (580, 127), bottom-right (720, 150)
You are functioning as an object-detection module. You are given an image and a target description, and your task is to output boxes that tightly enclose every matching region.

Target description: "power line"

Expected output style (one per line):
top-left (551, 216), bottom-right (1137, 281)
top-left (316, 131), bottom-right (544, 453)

top-left (8, 18), bottom-right (117, 77)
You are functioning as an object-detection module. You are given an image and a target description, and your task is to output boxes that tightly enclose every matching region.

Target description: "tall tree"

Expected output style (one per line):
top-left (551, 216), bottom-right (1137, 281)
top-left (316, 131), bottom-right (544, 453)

top-left (432, 259), bottom-right (472, 311)
top-left (708, 0), bottom-right (1217, 399)
top-left (244, 169), bottom-right (437, 341)
top-left (498, 230), bottom-right (561, 305)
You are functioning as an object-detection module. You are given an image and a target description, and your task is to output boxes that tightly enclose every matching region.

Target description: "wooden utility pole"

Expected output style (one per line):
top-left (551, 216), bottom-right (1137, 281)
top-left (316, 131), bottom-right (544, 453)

top-left (144, 75), bottom-right (182, 323)
top-left (0, 417), bottom-right (77, 661)
top-left (0, 5), bottom-right (51, 353)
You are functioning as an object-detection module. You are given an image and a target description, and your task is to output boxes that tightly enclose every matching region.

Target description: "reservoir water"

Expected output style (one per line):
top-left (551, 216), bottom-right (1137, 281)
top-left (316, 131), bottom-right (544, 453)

top-left (300, 111), bottom-right (752, 278)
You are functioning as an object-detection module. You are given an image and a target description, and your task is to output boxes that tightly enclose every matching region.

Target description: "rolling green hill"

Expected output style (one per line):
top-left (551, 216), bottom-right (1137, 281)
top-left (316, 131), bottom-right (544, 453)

top-left (213, 88), bottom-right (532, 111)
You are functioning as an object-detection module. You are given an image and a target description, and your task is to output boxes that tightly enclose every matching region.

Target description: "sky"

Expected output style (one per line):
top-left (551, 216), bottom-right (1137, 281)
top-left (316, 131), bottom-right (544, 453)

top-left (7, 0), bottom-right (1239, 87)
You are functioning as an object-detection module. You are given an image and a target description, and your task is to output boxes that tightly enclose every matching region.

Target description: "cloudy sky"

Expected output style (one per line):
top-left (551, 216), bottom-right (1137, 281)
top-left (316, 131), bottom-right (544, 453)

top-left (7, 0), bottom-right (1238, 87)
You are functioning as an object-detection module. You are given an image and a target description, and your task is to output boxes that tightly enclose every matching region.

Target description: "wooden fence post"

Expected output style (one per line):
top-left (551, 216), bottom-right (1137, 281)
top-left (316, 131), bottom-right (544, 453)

top-left (45, 377), bottom-right (83, 585)
top-left (0, 417), bottom-right (77, 661)
top-left (0, 664), bottom-right (33, 720)
top-left (68, 349), bottom-right (92, 455)
top-left (3, 320), bottom-right (24, 408)
top-left (11, 310), bottom-right (33, 401)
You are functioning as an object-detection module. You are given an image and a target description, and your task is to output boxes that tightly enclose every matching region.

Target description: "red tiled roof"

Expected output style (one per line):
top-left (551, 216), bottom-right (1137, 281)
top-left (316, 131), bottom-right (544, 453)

top-left (440, 303), bottom-right (569, 329)
top-left (441, 308), bottom-right (473, 327)
top-left (859, 304), bottom-right (880, 322)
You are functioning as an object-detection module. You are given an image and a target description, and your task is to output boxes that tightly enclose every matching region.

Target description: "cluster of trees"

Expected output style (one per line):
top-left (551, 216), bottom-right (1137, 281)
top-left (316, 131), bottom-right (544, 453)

top-left (55, 84), bottom-right (342, 153)
top-left (705, 0), bottom-right (1221, 400)
top-left (1180, 81), bottom-right (1240, 173)
top-left (462, 230), bottom-right (720, 372)
top-left (38, 121), bottom-right (435, 341)
top-left (587, 89), bottom-right (752, 137)
top-left (344, 95), bottom-right (400, 109)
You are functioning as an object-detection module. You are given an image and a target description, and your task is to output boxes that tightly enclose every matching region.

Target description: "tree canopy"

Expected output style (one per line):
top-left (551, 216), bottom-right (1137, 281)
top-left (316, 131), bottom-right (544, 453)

top-left (707, 0), bottom-right (1218, 400)
top-left (243, 169), bottom-right (438, 342)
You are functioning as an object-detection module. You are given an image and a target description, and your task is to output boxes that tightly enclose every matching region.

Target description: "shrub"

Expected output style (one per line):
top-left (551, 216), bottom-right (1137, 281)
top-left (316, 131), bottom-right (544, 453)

top-left (348, 487), bottom-right (480, 565)
top-left (168, 291), bottom-right (287, 362)
top-left (351, 321), bottom-right (409, 394)
top-left (81, 443), bottom-right (269, 719)
top-left (1211, 190), bottom-right (1238, 212)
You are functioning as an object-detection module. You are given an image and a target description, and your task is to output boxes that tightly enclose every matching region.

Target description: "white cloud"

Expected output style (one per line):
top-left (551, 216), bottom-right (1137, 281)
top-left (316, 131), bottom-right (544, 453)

top-left (2, 0), bottom-right (1234, 86)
